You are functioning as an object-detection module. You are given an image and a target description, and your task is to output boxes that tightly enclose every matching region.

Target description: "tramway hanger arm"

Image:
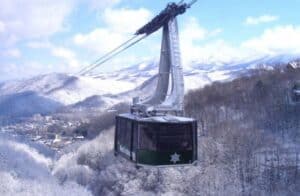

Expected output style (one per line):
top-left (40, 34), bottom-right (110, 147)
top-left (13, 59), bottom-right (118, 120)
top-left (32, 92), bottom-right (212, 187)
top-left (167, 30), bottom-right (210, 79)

top-left (135, 0), bottom-right (197, 36)
top-left (131, 0), bottom-right (197, 116)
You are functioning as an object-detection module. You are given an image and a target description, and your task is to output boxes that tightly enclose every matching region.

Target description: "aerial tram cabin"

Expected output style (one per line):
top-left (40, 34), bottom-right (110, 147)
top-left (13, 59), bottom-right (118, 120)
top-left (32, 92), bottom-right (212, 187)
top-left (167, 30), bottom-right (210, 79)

top-left (113, 1), bottom-right (198, 167)
top-left (115, 114), bottom-right (197, 166)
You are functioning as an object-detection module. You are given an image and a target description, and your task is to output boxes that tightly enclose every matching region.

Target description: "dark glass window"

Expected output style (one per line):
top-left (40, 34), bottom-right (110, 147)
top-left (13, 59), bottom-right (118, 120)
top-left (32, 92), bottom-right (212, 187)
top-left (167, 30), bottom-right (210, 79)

top-left (139, 124), bottom-right (157, 150)
top-left (133, 123), bottom-right (138, 151)
top-left (157, 124), bottom-right (193, 152)
top-left (118, 118), bottom-right (132, 148)
top-left (138, 123), bottom-right (193, 152)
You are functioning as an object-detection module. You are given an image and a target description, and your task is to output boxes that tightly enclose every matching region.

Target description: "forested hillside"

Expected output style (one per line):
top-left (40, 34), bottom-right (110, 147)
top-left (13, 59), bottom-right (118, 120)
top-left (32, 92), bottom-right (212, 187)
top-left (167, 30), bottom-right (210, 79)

top-left (185, 66), bottom-right (300, 195)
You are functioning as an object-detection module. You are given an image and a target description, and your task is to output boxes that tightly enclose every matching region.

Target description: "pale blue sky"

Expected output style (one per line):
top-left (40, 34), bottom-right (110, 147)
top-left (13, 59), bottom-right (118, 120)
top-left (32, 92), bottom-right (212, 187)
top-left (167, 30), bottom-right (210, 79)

top-left (1, 0), bottom-right (300, 81)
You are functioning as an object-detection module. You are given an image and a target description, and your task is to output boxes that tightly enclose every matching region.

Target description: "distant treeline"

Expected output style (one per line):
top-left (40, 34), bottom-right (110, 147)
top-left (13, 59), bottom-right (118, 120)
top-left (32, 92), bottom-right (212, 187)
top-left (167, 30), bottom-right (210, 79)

top-left (74, 103), bottom-right (129, 139)
top-left (185, 66), bottom-right (300, 140)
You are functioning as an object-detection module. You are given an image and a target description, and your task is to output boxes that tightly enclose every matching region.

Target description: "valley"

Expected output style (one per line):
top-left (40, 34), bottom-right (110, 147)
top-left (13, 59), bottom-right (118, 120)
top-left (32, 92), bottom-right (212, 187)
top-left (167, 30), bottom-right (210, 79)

top-left (0, 55), bottom-right (299, 196)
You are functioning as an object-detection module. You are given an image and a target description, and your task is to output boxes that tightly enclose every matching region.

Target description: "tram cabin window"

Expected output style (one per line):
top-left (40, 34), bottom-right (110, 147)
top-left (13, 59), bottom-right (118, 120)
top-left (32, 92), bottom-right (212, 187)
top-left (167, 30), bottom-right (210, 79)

top-left (118, 118), bottom-right (132, 149)
top-left (138, 123), bottom-right (193, 152)
top-left (157, 124), bottom-right (193, 152)
top-left (139, 124), bottom-right (157, 151)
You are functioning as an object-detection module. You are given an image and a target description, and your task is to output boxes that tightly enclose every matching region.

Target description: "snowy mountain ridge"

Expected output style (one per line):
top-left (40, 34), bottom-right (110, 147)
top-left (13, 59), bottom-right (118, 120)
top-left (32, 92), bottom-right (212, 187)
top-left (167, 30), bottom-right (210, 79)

top-left (0, 53), bottom-right (299, 117)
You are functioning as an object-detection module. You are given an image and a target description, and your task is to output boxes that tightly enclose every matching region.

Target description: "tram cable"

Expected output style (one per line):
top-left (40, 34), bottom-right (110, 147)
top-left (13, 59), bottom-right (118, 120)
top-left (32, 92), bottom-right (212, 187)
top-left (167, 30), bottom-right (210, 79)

top-left (78, 34), bottom-right (147, 76)
top-left (77, 35), bottom-right (139, 75)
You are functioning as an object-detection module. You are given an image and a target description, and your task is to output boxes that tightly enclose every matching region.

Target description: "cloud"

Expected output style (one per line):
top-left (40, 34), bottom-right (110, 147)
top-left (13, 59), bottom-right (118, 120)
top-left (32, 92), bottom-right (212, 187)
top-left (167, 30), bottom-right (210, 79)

top-left (182, 39), bottom-right (245, 66)
top-left (27, 41), bottom-right (53, 49)
top-left (85, 0), bottom-right (121, 10)
top-left (180, 17), bottom-right (229, 64)
top-left (0, 0), bottom-right (74, 45)
top-left (51, 47), bottom-right (80, 68)
top-left (180, 18), bottom-right (300, 64)
top-left (244, 15), bottom-right (279, 25)
top-left (26, 41), bottom-right (81, 69)
top-left (0, 20), bottom-right (5, 33)
top-left (0, 0), bottom-right (125, 80)
top-left (73, 7), bottom-right (152, 54)
top-left (74, 28), bottom-right (127, 54)
top-left (103, 8), bottom-right (152, 34)
top-left (242, 25), bottom-right (300, 54)
top-left (180, 17), bottom-right (223, 42)
top-left (1, 48), bottom-right (21, 58)
top-left (181, 17), bottom-right (207, 43)
top-left (0, 0), bottom-right (123, 46)
top-left (210, 28), bottom-right (223, 37)
top-left (0, 62), bottom-right (52, 81)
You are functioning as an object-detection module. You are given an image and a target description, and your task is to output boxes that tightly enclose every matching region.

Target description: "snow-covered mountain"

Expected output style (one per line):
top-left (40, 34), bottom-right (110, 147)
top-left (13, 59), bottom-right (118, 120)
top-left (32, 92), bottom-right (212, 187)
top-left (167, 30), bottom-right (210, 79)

top-left (0, 54), bottom-right (299, 117)
top-left (0, 73), bottom-right (136, 105)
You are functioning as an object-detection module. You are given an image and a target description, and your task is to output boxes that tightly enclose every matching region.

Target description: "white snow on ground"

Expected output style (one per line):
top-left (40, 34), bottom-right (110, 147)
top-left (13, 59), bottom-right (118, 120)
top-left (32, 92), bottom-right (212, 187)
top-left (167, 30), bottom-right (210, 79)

top-left (207, 70), bottom-right (231, 82)
top-left (52, 128), bottom-right (242, 195)
top-left (0, 173), bottom-right (91, 196)
top-left (48, 75), bottom-right (136, 105)
top-left (184, 74), bottom-right (211, 91)
top-left (1, 127), bottom-right (298, 195)
top-left (138, 62), bottom-right (148, 70)
top-left (0, 133), bottom-right (92, 196)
